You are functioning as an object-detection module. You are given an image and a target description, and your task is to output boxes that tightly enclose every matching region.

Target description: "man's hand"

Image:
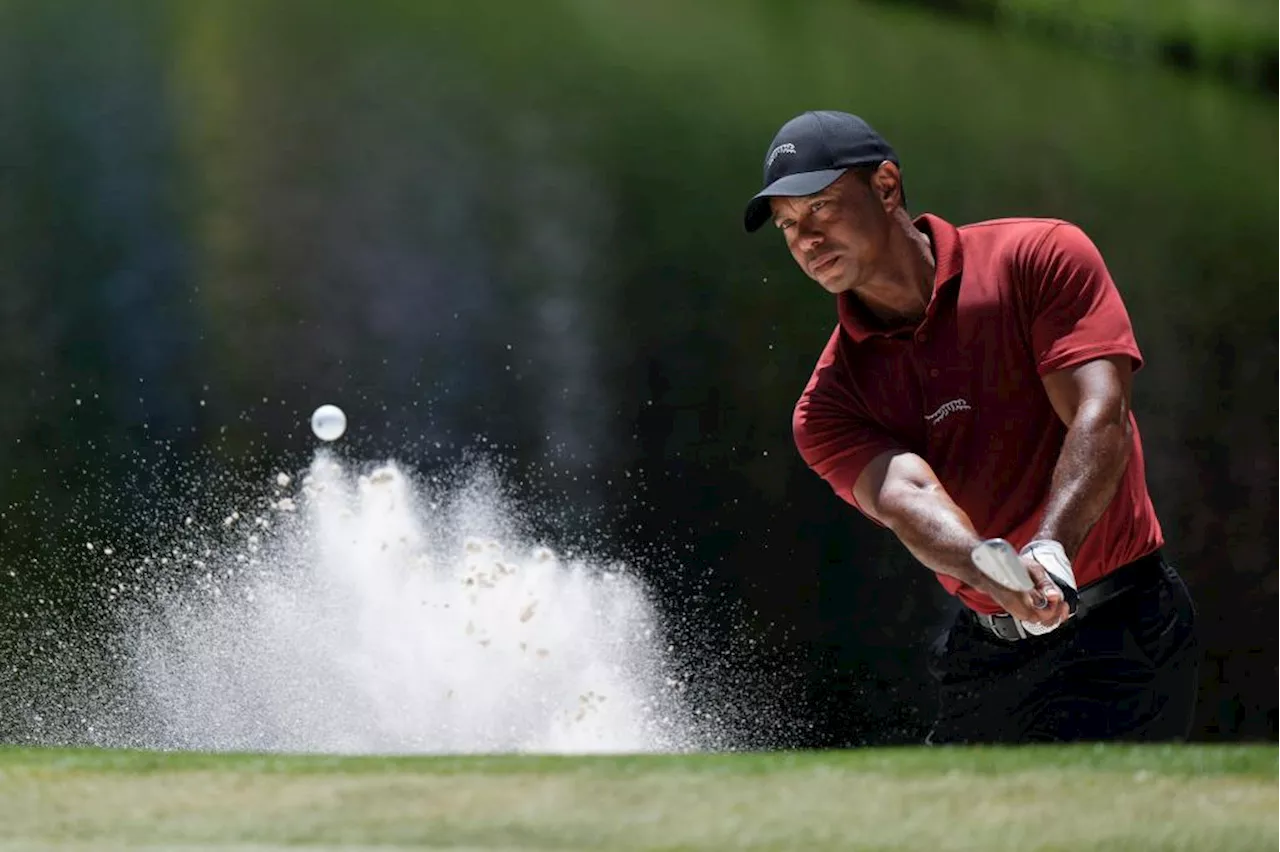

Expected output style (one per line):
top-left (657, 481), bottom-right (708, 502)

top-left (979, 555), bottom-right (1072, 627)
top-left (852, 451), bottom-right (1074, 631)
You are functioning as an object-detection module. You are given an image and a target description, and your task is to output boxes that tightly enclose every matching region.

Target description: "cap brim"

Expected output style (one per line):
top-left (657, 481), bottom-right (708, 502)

top-left (742, 168), bottom-right (847, 232)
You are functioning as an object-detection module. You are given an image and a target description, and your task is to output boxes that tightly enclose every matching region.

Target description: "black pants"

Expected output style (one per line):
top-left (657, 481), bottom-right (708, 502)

top-left (926, 556), bottom-right (1200, 744)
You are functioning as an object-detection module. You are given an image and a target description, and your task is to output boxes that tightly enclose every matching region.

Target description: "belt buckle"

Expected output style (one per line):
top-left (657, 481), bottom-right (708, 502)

top-left (980, 612), bottom-right (1026, 641)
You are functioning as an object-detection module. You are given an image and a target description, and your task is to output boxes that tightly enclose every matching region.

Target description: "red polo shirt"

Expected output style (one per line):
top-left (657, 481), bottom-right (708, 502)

top-left (792, 214), bottom-right (1163, 615)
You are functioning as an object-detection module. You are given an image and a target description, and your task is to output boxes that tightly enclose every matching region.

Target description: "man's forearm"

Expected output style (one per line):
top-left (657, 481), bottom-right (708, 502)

top-left (879, 483), bottom-right (995, 592)
top-left (1033, 400), bottom-right (1133, 558)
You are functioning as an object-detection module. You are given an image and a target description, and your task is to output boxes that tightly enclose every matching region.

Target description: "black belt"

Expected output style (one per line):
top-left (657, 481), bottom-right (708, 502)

top-left (973, 550), bottom-right (1165, 642)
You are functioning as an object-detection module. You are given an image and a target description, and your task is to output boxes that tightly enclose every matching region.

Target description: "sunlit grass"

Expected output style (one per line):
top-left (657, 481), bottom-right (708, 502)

top-left (1, 744), bottom-right (1274, 851)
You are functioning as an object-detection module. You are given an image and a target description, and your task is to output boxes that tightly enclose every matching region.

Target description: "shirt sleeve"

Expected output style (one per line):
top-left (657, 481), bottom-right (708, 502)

top-left (1021, 222), bottom-right (1144, 376)
top-left (792, 329), bottom-right (903, 514)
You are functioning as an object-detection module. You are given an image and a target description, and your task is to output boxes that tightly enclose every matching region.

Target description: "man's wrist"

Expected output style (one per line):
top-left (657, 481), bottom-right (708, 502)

top-left (1031, 527), bottom-right (1080, 559)
top-left (1023, 538), bottom-right (1067, 556)
top-left (957, 564), bottom-right (999, 595)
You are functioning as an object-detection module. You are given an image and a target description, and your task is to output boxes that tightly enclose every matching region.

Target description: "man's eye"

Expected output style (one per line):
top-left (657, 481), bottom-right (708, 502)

top-left (777, 220), bottom-right (795, 231)
top-left (810, 200), bottom-right (827, 213)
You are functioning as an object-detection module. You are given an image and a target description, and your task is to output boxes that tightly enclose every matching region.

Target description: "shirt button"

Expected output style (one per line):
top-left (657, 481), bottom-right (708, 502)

top-left (917, 332), bottom-right (929, 343)
top-left (929, 368), bottom-right (940, 378)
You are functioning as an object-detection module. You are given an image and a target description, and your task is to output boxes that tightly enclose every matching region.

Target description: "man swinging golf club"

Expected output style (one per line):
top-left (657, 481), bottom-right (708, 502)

top-left (746, 110), bottom-right (1199, 743)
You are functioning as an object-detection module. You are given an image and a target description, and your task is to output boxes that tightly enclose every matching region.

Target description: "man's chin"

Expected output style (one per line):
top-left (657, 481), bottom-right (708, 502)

top-left (816, 276), bottom-right (852, 295)
top-left (810, 262), bottom-right (857, 294)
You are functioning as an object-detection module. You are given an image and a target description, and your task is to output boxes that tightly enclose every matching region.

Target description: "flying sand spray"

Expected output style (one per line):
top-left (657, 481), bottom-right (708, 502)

top-left (118, 404), bottom-right (704, 753)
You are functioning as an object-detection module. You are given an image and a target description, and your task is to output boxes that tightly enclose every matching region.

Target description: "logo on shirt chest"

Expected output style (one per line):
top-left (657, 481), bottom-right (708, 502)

top-left (925, 397), bottom-right (972, 425)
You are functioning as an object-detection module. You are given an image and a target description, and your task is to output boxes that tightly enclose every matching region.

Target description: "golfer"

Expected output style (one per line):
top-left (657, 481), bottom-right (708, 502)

top-left (745, 110), bottom-right (1199, 743)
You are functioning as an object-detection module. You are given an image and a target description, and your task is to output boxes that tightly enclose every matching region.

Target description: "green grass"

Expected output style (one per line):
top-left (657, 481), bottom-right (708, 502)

top-left (0, 744), bottom-right (1274, 851)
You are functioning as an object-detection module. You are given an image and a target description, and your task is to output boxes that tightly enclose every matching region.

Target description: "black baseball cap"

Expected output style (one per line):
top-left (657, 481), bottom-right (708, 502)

top-left (743, 111), bottom-right (899, 232)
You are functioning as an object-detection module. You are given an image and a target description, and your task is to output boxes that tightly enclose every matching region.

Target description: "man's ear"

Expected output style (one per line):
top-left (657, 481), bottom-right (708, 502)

top-left (870, 161), bottom-right (902, 211)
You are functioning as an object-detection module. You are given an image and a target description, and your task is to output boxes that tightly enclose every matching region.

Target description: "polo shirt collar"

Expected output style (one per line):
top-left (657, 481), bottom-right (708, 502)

top-left (836, 213), bottom-right (964, 342)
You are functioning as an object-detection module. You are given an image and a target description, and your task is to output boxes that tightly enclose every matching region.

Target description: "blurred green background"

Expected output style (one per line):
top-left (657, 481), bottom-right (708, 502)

top-left (0, 0), bottom-right (1275, 745)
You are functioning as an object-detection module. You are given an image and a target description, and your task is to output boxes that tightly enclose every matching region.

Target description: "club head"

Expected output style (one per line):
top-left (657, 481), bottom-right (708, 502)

top-left (970, 539), bottom-right (1035, 593)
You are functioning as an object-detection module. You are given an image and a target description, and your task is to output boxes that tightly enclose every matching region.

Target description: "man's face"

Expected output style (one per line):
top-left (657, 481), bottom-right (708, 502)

top-left (769, 170), bottom-right (891, 295)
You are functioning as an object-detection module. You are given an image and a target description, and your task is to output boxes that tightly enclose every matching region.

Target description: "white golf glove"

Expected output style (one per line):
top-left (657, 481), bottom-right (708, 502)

top-left (1018, 539), bottom-right (1077, 636)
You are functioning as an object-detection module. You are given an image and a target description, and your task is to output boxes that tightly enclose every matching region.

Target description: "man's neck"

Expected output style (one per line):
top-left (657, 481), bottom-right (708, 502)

top-left (854, 224), bottom-right (936, 327)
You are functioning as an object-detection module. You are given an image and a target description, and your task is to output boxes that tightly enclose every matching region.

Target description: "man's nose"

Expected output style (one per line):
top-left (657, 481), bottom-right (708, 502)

top-left (796, 221), bottom-right (824, 251)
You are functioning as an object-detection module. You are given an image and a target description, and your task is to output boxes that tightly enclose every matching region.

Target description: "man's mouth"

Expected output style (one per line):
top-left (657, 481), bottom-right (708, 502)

top-left (810, 253), bottom-right (839, 275)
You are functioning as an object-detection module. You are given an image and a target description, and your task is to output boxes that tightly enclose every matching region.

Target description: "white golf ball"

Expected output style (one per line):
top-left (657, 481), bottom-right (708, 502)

top-left (310, 404), bottom-right (347, 442)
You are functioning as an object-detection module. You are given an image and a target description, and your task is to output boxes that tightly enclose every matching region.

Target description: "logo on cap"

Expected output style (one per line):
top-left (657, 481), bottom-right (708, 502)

top-left (766, 143), bottom-right (797, 168)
